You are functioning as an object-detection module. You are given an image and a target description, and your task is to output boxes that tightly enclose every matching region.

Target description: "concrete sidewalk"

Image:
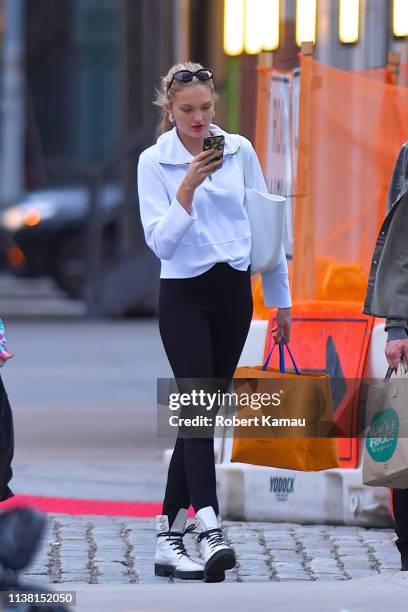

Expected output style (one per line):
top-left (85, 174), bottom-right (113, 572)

top-left (57, 574), bottom-right (408, 612)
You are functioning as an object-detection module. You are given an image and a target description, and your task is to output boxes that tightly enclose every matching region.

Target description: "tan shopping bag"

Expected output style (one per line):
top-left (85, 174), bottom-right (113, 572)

top-left (230, 343), bottom-right (340, 471)
top-left (363, 370), bottom-right (408, 488)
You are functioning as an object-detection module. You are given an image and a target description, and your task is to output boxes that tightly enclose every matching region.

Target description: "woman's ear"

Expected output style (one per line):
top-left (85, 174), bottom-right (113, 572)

top-left (164, 103), bottom-right (174, 124)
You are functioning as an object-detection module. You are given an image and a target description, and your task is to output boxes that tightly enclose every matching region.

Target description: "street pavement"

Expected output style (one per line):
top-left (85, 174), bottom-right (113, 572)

top-left (0, 295), bottom-right (405, 610)
top-left (54, 576), bottom-right (408, 612)
top-left (22, 515), bottom-right (400, 585)
top-left (19, 514), bottom-right (406, 611)
top-left (3, 318), bottom-right (172, 501)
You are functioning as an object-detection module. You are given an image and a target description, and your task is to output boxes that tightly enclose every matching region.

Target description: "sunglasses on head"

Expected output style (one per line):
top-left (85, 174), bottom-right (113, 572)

top-left (167, 69), bottom-right (213, 93)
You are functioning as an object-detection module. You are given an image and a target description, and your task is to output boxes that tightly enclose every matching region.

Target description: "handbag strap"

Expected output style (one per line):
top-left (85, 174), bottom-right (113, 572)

top-left (384, 362), bottom-right (408, 381)
top-left (279, 342), bottom-right (301, 375)
top-left (262, 339), bottom-right (301, 375)
top-left (235, 141), bottom-right (249, 189)
top-left (262, 342), bottom-right (277, 370)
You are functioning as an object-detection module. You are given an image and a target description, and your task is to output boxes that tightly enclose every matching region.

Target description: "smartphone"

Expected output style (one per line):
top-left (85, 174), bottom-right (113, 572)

top-left (203, 135), bottom-right (225, 161)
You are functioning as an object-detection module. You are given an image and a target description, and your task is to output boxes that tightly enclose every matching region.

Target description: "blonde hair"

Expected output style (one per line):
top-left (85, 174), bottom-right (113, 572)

top-left (154, 61), bottom-right (218, 136)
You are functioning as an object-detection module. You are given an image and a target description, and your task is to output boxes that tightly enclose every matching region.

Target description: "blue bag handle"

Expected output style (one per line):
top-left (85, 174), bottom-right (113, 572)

top-left (262, 342), bottom-right (277, 371)
top-left (279, 342), bottom-right (301, 375)
top-left (262, 339), bottom-right (301, 375)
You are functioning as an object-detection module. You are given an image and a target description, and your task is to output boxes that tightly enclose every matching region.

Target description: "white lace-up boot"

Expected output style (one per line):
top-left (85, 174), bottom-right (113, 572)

top-left (196, 506), bottom-right (236, 582)
top-left (155, 509), bottom-right (204, 580)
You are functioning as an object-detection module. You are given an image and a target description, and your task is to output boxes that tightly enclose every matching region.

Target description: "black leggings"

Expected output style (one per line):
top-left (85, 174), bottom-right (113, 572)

top-left (159, 263), bottom-right (253, 527)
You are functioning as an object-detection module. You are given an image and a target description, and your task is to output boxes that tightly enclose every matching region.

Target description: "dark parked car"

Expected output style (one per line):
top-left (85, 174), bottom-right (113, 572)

top-left (0, 185), bottom-right (123, 298)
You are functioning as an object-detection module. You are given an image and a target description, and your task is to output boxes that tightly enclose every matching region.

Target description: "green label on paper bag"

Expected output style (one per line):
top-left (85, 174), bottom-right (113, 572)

top-left (366, 408), bottom-right (399, 462)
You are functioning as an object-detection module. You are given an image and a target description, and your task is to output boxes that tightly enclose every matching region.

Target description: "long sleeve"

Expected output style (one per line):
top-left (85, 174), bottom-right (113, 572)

top-left (386, 143), bottom-right (408, 214)
top-left (385, 318), bottom-right (408, 342)
top-left (137, 152), bottom-right (197, 260)
top-left (243, 139), bottom-right (292, 308)
top-left (260, 245), bottom-right (292, 308)
top-left (383, 145), bottom-right (408, 333)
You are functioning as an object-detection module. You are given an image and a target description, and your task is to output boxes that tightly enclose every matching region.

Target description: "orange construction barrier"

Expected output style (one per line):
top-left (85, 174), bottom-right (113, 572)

top-left (263, 303), bottom-right (374, 468)
top-left (292, 56), bottom-right (408, 302)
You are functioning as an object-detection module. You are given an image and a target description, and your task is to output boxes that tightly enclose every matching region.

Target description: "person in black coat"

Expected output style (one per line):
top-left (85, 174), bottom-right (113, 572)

top-left (363, 143), bottom-right (408, 571)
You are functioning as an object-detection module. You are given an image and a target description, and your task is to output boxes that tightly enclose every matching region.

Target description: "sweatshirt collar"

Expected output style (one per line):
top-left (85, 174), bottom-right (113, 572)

top-left (157, 123), bottom-right (240, 165)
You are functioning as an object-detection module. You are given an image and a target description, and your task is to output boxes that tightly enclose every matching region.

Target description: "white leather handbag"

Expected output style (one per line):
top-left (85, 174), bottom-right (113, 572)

top-left (236, 145), bottom-right (286, 274)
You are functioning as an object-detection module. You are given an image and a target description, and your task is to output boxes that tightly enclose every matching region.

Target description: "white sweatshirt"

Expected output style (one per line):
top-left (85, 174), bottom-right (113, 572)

top-left (137, 123), bottom-right (292, 308)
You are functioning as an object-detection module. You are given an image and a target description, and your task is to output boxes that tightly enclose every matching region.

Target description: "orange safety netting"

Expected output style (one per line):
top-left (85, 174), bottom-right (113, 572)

top-left (252, 58), bottom-right (408, 318)
top-left (355, 67), bottom-right (394, 84)
top-left (356, 64), bottom-right (408, 87)
top-left (400, 63), bottom-right (408, 87)
top-left (291, 56), bottom-right (408, 303)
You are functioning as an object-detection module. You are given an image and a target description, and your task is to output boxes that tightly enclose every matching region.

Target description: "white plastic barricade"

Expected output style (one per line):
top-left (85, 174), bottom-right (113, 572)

top-left (163, 319), bottom-right (394, 527)
top-left (213, 319), bottom-right (393, 526)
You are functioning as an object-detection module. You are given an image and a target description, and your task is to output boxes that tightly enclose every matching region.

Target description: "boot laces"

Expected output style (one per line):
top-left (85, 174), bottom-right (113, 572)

top-left (158, 522), bottom-right (197, 557)
top-left (197, 528), bottom-right (226, 552)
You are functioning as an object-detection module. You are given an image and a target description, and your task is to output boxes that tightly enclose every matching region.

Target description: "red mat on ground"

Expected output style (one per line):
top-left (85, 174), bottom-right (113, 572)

top-left (0, 495), bottom-right (195, 518)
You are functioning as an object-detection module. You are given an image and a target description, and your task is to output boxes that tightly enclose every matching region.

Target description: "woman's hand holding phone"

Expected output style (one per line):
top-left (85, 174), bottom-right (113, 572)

top-left (177, 149), bottom-right (223, 213)
top-left (184, 148), bottom-right (223, 189)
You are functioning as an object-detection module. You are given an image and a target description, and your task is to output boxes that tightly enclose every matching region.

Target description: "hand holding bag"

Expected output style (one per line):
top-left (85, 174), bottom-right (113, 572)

top-left (363, 366), bottom-right (408, 488)
top-left (236, 144), bottom-right (286, 274)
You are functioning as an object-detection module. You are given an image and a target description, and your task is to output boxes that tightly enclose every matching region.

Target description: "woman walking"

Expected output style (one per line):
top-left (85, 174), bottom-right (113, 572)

top-left (137, 62), bottom-right (292, 582)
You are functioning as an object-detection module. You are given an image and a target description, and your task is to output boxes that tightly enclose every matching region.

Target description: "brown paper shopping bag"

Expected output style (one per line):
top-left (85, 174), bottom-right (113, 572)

top-left (231, 342), bottom-right (340, 471)
top-left (363, 370), bottom-right (408, 488)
